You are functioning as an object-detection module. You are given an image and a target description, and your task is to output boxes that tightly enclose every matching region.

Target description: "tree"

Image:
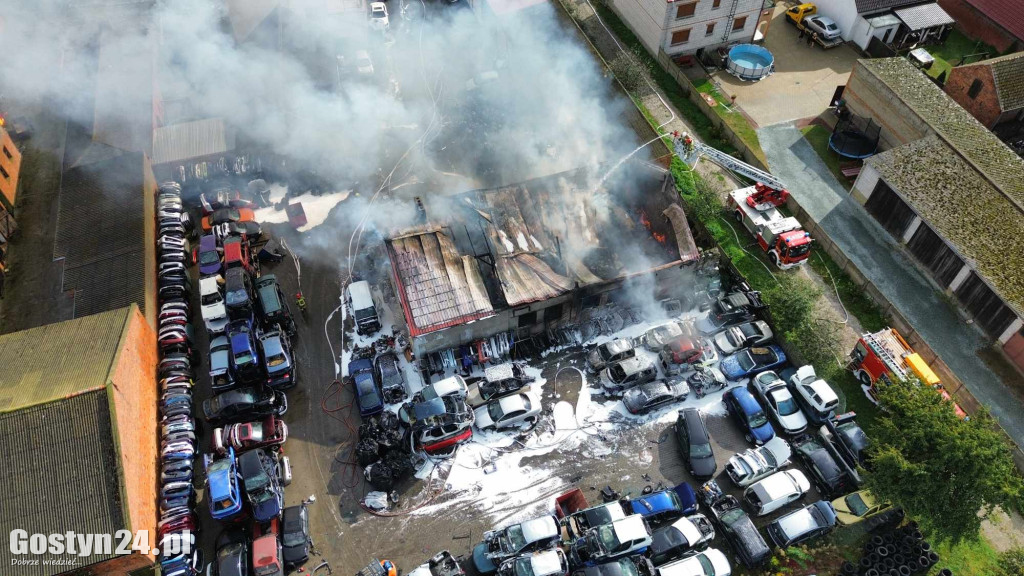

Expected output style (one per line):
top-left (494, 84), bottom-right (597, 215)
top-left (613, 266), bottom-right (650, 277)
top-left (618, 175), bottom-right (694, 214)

top-left (996, 547), bottom-right (1024, 576)
top-left (864, 380), bottom-right (1024, 543)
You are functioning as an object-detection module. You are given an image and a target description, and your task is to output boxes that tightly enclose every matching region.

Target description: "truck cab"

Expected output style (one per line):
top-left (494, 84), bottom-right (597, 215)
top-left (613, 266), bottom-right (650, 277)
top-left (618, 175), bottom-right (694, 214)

top-left (728, 187), bottom-right (812, 269)
top-left (785, 3), bottom-right (816, 24)
top-left (348, 280), bottom-right (381, 335)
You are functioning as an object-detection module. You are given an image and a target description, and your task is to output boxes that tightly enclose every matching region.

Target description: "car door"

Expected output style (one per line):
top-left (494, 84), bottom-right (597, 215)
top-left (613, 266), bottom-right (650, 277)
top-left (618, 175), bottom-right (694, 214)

top-left (502, 409), bottom-right (526, 427)
top-left (678, 424), bottom-right (690, 459)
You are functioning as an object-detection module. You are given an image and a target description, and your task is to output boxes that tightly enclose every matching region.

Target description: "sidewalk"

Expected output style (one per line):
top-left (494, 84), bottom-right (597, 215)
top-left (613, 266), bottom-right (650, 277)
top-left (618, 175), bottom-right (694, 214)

top-left (757, 122), bottom-right (1024, 449)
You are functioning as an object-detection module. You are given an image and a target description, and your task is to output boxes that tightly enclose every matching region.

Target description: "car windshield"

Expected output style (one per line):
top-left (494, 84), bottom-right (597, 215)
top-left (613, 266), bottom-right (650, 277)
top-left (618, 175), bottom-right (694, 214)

top-left (788, 244), bottom-right (811, 258)
top-left (487, 402), bottom-right (507, 422)
top-left (506, 525), bottom-right (527, 551)
top-left (226, 286), bottom-right (247, 306)
top-left (846, 493), bottom-right (869, 516)
top-left (235, 352), bottom-right (254, 366)
top-left (737, 351), bottom-right (757, 371)
top-left (283, 529), bottom-right (305, 547)
top-left (697, 555), bottom-right (714, 574)
top-left (691, 441), bottom-right (713, 458)
top-left (609, 364), bottom-right (628, 383)
top-left (354, 307), bottom-right (376, 321)
top-left (243, 467), bottom-right (269, 491)
top-left (596, 524), bottom-right (620, 551)
top-left (209, 458), bottom-right (231, 474)
top-left (200, 251), bottom-right (220, 265)
top-left (775, 395), bottom-right (799, 416)
top-left (748, 409), bottom-right (768, 428)
top-left (358, 387), bottom-right (381, 410)
top-left (616, 559), bottom-right (638, 576)
top-left (202, 292), bottom-right (221, 306)
top-left (721, 508), bottom-right (744, 524)
top-left (513, 557), bottom-right (534, 576)
top-left (598, 344), bottom-right (614, 361)
top-left (826, 23), bottom-right (838, 30)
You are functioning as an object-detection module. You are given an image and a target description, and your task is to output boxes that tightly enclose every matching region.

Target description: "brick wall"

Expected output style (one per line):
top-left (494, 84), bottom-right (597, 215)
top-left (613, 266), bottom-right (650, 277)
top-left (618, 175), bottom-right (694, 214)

top-left (937, 0), bottom-right (1022, 53)
top-left (107, 305), bottom-right (157, 561)
top-left (944, 64), bottom-right (1001, 127)
top-left (844, 61), bottom-right (934, 150)
top-left (0, 127), bottom-right (22, 213)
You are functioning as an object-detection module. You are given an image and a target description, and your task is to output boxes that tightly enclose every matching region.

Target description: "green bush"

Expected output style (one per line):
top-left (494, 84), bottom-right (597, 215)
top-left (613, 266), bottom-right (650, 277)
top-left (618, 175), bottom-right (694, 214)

top-left (997, 547), bottom-right (1024, 576)
top-left (608, 53), bottom-right (649, 92)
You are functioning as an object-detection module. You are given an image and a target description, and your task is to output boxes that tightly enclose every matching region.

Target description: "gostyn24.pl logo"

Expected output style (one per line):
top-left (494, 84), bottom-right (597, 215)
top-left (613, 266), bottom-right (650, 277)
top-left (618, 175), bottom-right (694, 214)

top-left (9, 529), bottom-right (191, 558)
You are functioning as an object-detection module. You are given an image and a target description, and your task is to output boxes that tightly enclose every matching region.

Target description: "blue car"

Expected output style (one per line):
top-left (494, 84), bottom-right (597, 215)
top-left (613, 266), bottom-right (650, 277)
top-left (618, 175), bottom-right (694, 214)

top-left (204, 447), bottom-right (243, 521)
top-left (724, 387), bottom-right (776, 445)
top-left (720, 345), bottom-right (787, 380)
top-left (628, 484), bottom-right (697, 526)
top-left (350, 358), bottom-right (384, 417)
top-left (228, 319), bottom-right (263, 383)
top-left (259, 330), bottom-right (295, 389)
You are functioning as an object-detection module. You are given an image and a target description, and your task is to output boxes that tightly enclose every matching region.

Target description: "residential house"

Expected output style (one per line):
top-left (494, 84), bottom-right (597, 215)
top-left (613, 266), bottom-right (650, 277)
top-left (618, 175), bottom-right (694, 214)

top-left (812, 0), bottom-right (953, 51)
top-left (843, 57), bottom-right (1024, 372)
top-left (937, 0), bottom-right (1023, 53)
top-left (609, 0), bottom-right (768, 59)
top-left (943, 51), bottom-right (1024, 136)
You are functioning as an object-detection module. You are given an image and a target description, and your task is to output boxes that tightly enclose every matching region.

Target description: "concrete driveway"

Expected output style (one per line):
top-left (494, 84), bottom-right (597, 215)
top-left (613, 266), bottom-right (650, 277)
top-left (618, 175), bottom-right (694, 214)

top-left (711, 4), bottom-right (861, 127)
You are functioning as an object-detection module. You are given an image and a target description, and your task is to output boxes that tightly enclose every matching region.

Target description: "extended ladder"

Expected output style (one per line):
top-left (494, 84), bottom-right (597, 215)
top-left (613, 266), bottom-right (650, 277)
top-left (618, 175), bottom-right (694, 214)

top-left (722, 0), bottom-right (741, 42)
top-left (673, 134), bottom-right (787, 191)
top-left (864, 331), bottom-right (909, 379)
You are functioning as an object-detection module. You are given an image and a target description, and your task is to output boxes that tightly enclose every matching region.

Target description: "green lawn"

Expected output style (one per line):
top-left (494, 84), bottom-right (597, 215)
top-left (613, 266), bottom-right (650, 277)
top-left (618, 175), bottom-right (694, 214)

top-left (924, 29), bottom-right (998, 83)
top-left (690, 77), bottom-right (767, 165)
top-left (799, 124), bottom-right (850, 190)
top-left (928, 536), bottom-right (1001, 575)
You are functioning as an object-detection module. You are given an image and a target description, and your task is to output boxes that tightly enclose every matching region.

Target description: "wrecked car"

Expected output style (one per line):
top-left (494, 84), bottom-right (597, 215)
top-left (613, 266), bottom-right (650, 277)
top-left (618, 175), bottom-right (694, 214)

top-left (600, 355), bottom-right (656, 396)
top-left (561, 501), bottom-right (629, 541)
top-left (587, 339), bottom-right (636, 373)
top-left (568, 514), bottom-right (652, 567)
top-left (400, 395), bottom-right (474, 455)
top-left (725, 436), bottom-right (791, 488)
top-left (466, 363), bottom-right (534, 408)
top-left (497, 550), bottom-right (568, 576)
top-left (472, 516), bottom-right (560, 574)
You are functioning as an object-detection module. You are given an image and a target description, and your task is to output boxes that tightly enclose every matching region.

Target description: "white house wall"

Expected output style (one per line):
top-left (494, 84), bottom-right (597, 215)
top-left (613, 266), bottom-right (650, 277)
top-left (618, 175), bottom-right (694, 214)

top-left (811, 0), bottom-right (860, 41)
top-left (610, 0), bottom-right (762, 56)
top-left (611, 0), bottom-right (671, 55)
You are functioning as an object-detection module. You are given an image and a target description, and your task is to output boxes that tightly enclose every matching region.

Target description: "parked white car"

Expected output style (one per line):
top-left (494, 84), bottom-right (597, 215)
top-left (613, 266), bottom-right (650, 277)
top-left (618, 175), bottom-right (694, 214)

top-left (420, 375), bottom-right (468, 401)
top-left (354, 50), bottom-right (374, 75)
top-left (752, 371), bottom-right (808, 434)
top-left (474, 391), bottom-right (542, 431)
top-left (600, 355), bottom-right (657, 396)
top-left (655, 548), bottom-right (731, 576)
top-left (369, 2), bottom-right (389, 29)
top-left (742, 470), bottom-right (811, 516)
top-left (789, 365), bottom-right (840, 424)
top-left (200, 275), bottom-right (229, 334)
top-left (497, 550), bottom-right (568, 576)
top-left (725, 436), bottom-right (792, 487)
top-left (712, 320), bottom-right (772, 354)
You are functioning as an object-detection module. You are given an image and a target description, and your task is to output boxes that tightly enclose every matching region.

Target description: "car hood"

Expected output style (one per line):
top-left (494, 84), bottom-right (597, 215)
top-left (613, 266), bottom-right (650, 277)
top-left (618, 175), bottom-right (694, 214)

top-left (719, 355), bottom-right (743, 378)
top-left (472, 543), bottom-right (497, 574)
top-left (474, 407), bottom-right (496, 429)
top-left (751, 422), bottom-right (775, 444)
top-left (252, 494), bottom-right (282, 523)
top-left (690, 453), bottom-right (717, 478)
top-left (777, 410), bottom-right (808, 433)
top-left (200, 260), bottom-right (222, 275)
top-left (202, 301), bottom-right (227, 321)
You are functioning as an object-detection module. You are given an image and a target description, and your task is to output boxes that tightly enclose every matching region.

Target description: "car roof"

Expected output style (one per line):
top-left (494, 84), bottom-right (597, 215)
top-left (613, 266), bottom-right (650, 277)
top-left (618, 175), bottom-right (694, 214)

top-left (612, 514), bottom-right (649, 541)
top-left (680, 409), bottom-right (709, 442)
top-left (613, 355), bottom-right (653, 373)
top-left (729, 387), bottom-right (760, 413)
top-left (761, 436), bottom-right (792, 464)
top-left (601, 338), bottom-right (633, 354)
top-left (632, 490), bottom-right (678, 515)
top-left (805, 379), bottom-right (839, 404)
top-left (252, 533), bottom-right (279, 568)
top-left (520, 516), bottom-right (559, 542)
top-left (260, 333), bottom-right (284, 355)
top-left (667, 516), bottom-right (702, 545)
top-left (283, 506), bottom-right (304, 530)
top-left (751, 470), bottom-right (807, 501)
top-left (775, 505), bottom-right (821, 537)
top-left (657, 549), bottom-right (727, 576)
top-left (497, 393), bottom-right (529, 413)
top-left (485, 363), bottom-right (516, 382)
top-left (529, 550), bottom-right (564, 576)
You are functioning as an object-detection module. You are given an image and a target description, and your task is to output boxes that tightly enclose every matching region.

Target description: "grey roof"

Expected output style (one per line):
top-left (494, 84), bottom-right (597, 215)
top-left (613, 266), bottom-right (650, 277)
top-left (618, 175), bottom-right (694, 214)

top-left (988, 52), bottom-right (1024, 111)
top-left (56, 152), bottom-right (150, 319)
top-left (859, 58), bottom-right (1024, 209)
top-left (894, 3), bottom-right (953, 30)
top-left (854, 0), bottom-right (921, 15)
top-left (867, 136), bottom-right (1024, 314)
top-left (0, 391), bottom-right (126, 575)
top-left (152, 118), bottom-right (236, 165)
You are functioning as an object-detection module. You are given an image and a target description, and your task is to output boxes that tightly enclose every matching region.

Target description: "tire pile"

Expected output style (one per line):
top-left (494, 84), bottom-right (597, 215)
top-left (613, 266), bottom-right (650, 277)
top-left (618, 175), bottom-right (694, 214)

top-left (839, 522), bottom-right (945, 576)
top-left (359, 412), bottom-right (414, 490)
top-left (155, 181), bottom-right (202, 575)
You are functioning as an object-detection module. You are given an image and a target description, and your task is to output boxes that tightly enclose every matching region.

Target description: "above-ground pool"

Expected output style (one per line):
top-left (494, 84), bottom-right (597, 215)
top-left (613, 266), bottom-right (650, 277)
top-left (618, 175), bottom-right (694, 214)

top-left (727, 44), bottom-right (774, 81)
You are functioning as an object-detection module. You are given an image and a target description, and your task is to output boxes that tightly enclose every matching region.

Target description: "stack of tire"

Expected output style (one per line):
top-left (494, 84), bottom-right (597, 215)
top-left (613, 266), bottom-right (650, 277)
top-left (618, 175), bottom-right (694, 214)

top-left (156, 181), bottom-right (203, 576)
top-left (360, 412), bottom-right (414, 490)
top-left (839, 521), bottom-right (945, 576)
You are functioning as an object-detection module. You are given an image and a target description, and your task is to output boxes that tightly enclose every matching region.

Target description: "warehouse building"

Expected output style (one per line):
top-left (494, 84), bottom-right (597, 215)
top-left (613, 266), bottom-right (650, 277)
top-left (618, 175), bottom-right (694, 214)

top-left (0, 305), bottom-right (157, 575)
top-left (844, 57), bottom-right (1024, 371)
top-left (388, 163), bottom-right (700, 357)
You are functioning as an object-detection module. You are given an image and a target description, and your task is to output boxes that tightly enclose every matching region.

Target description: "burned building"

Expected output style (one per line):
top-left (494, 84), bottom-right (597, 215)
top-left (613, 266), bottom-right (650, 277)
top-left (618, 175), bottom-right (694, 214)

top-left (387, 162), bottom-right (699, 361)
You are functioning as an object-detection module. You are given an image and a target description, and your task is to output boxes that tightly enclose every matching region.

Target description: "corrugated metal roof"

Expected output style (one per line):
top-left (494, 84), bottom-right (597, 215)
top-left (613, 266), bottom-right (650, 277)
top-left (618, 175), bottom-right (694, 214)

top-left (152, 118), bottom-right (235, 165)
top-left (0, 307), bottom-right (131, 413)
top-left (894, 3), bottom-right (953, 30)
top-left (854, 0), bottom-right (920, 15)
top-left (0, 391), bottom-right (125, 574)
top-left (966, 0), bottom-right (1024, 43)
top-left (56, 152), bottom-right (149, 319)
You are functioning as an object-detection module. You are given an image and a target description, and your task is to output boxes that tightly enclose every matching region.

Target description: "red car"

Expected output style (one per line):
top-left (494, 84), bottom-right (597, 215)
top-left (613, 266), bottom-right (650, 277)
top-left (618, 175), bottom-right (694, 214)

top-left (201, 207), bottom-right (256, 232)
top-left (659, 336), bottom-right (719, 371)
top-left (213, 415), bottom-right (288, 456)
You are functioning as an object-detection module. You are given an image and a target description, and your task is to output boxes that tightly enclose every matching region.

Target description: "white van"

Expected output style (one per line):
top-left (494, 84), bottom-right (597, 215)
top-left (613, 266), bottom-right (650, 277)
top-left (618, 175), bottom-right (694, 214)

top-left (347, 280), bottom-right (381, 335)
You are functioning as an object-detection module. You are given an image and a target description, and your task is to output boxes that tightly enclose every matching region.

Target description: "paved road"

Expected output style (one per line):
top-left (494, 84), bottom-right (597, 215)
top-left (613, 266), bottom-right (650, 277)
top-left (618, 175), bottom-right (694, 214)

top-left (757, 122), bottom-right (1024, 449)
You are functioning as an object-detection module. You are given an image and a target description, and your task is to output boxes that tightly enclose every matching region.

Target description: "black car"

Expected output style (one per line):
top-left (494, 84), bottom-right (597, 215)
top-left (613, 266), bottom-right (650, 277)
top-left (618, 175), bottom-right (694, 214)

top-left (282, 505), bottom-right (311, 568)
top-left (674, 408), bottom-right (717, 480)
top-left (792, 434), bottom-right (852, 498)
top-left (570, 555), bottom-right (653, 576)
top-left (238, 449), bottom-right (283, 523)
top-left (375, 352), bottom-right (407, 403)
top-left (697, 481), bottom-right (770, 568)
top-left (647, 514), bottom-right (715, 565)
top-left (700, 290), bottom-right (765, 333)
top-left (203, 386), bottom-right (288, 424)
top-left (823, 412), bottom-right (869, 467)
top-left (225, 267), bottom-right (255, 320)
top-left (255, 274), bottom-right (295, 335)
top-left (215, 528), bottom-right (250, 576)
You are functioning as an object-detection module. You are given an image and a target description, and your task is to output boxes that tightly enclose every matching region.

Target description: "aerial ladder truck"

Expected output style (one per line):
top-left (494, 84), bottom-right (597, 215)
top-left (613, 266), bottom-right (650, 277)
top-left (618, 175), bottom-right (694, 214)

top-left (673, 132), bottom-right (813, 269)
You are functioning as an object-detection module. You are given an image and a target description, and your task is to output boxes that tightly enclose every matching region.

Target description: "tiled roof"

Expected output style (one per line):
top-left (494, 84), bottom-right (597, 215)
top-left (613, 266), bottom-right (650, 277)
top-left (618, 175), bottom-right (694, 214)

top-left (868, 136), bottom-right (1024, 314)
top-left (56, 152), bottom-right (149, 319)
top-left (859, 58), bottom-right (1024, 209)
top-left (988, 52), bottom-right (1024, 111)
top-left (854, 0), bottom-right (921, 15)
top-left (0, 307), bottom-right (131, 413)
top-left (966, 0), bottom-right (1024, 42)
top-left (0, 391), bottom-right (125, 575)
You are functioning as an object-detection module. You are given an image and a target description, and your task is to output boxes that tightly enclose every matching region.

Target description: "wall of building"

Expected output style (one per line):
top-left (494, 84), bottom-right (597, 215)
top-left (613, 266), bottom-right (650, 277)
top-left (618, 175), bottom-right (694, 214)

top-left (142, 156), bottom-right (157, 329)
top-left (937, 0), bottom-right (1022, 53)
top-left (844, 61), bottom-right (934, 150)
top-left (611, 0), bottom-right (671, 55)
top-left (944, 64), bottom-right (1001, 127)
top-left (813, 0), bottom-right (860, 42)
top-left (63, 552), bottom-right (154, 576)
top-left (0, 127), bottom-right (22, 214)
top-left (610, 0), bottom-right (762, 57)
top-left (107, 305), bottom-right (158, 562)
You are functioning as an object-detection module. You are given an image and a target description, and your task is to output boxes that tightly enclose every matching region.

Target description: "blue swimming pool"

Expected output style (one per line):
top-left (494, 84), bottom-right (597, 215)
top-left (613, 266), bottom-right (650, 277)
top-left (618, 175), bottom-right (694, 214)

top-left (727, 44), bottom-right (774, 81)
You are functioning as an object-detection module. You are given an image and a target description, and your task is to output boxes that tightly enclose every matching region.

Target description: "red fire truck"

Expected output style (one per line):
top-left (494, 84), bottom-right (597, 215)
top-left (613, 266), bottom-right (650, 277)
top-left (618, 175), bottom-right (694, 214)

top-left (851, 328), bottom-right (967, 419)
top-left (728, 186), bottom-right (813, 269)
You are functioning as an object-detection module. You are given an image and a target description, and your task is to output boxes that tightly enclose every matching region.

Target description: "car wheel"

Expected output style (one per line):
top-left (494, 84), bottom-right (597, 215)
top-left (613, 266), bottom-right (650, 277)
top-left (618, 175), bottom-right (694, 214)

top-left (733, 210), bottom-right (743, 222)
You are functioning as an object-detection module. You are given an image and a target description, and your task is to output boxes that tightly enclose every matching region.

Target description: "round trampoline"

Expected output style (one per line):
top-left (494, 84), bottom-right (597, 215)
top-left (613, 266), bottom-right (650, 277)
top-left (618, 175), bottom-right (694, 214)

top-left (829, 114), bottom-right (881, 159)
top-left (726, 44), bottom-right (774, 81)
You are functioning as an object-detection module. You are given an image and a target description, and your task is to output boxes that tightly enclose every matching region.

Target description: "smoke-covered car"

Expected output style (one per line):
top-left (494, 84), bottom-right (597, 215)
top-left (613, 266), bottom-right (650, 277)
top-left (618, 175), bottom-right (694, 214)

top-left (568, 515), bottom-right (652, 567)
top-left (570, 555), bottom-right (653, 576)
top-left (201, 207), bottom-right (256, 233)
top-left (697, 291), bottom-right (764, 334)
top-left (622, 380), bottom-right (689, 415)
top-left (498, 550), bottom-right (568, 576)
top-left (474, 391), bottom-right (542, 431)
top-left (751, 371), bottom-right (807, 435)
top-left (215, 221), bottom-right (263, 243)
top-left (354, 50), bottom-right (374, 75)
top-left (788, 365), bottom-right (839, 425)
top-left (587, 339), bottom-right (636, 373)
top-left (712, 321), bottom-right (772, 354)
top-left (472, 516), bottom-right (560, 574)
top-left (658, 336), bottom-right (718, 374)
top-left (238, 448), bottom-right (284, 523)
top-left (203, 386), bottom-right (288, 424)
top-left (200, 187), bottom-right (255, 214)
top-left (643, 320), bottom-right (688, 350)
top-left (697, 481), bottom-right (770, 568)
top-left (647, 514), bottom-right (715, 565)
top-left (725, 436), bottom-right (791, 488)
top-left (375, 352), bottom-right (407, 403)
top-left (600, 355), bottom-right (656, 396)
top-left (210, 335), bottom-right (235, 392)
top-left (467, 363), bottom-right (534, 408)
top-left (719, 346), bottom-right (787, 381)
